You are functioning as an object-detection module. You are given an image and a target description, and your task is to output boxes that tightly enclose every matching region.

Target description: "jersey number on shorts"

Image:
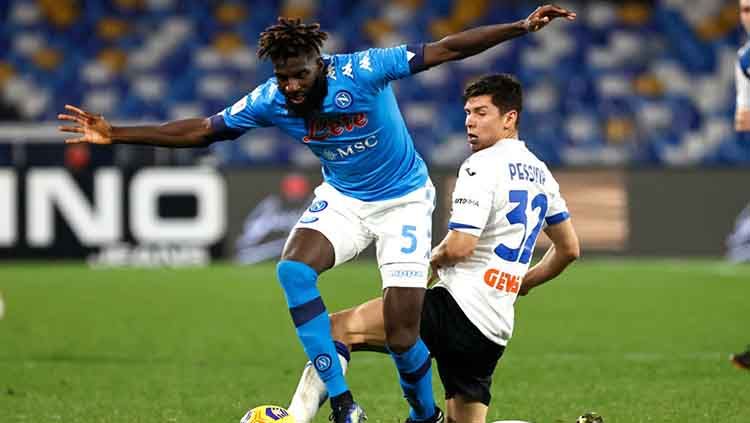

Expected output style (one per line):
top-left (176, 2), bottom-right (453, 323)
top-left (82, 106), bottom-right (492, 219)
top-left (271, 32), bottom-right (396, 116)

top-left (494, 190), bottom-right (548, 264)
top-left (400, 225), bottom-right (418, 254)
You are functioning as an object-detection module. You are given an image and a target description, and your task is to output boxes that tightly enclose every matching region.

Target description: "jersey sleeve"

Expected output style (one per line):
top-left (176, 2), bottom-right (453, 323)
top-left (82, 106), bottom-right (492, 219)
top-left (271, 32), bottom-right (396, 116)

top-left (354, 44), bottom-right (428, 89)
top-left (447, 159), bottom-right (494, 237)
top-left (544, 176), bottom-right (570, 226)
top-left (208, 83), bottom-right (274, 140)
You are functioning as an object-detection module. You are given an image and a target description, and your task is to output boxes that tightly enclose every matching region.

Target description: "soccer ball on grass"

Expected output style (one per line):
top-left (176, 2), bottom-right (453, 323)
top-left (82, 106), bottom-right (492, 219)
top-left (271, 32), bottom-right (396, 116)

top-left (240, 405), bottom-right (295, 423)
top-left (576, 412), bottom-right (604, 423)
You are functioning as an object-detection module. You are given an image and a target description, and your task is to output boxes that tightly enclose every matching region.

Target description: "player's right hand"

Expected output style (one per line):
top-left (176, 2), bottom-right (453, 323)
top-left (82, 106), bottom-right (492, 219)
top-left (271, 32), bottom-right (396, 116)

top-left (427, 262), bottom-right (440, 287)
top-left (58, 104), bottom-right (114, 144)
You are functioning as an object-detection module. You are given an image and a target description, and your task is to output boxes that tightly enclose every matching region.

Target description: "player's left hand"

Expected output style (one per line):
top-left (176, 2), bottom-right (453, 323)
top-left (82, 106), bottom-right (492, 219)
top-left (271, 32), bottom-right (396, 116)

top-left (523, 4), bottom-right (577, 32)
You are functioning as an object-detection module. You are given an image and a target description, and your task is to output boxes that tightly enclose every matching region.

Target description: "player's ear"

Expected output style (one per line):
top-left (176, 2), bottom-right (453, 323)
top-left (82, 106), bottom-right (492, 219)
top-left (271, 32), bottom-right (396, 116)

top-left (503, 110), bottom-right (518, 130)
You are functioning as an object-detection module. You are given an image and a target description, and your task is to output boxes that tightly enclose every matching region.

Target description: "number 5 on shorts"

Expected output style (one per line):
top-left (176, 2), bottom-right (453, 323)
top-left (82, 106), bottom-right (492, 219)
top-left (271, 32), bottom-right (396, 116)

top-left (400, 225), bottom-right (417, 254)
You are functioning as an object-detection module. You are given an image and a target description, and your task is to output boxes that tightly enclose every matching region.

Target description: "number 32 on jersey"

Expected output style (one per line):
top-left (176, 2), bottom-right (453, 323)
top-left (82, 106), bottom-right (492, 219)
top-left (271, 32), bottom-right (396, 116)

top-left (495, 190), bottom-right (548, 265)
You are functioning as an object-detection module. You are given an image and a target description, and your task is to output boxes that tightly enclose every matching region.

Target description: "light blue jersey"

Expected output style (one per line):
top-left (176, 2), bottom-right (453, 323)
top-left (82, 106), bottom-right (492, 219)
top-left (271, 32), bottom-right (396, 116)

top-left (213, 45), bottom-right (429, 201)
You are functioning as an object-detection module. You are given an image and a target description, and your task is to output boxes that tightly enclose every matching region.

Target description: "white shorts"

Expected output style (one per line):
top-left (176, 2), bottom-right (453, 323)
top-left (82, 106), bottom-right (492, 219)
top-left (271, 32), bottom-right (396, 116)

top-left (290, 179), bottom-right (435, 289)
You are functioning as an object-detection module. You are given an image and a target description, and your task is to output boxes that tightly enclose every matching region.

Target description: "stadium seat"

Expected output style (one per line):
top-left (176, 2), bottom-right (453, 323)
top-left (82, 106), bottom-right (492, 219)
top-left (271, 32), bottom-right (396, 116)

top-left (0, 0), bottom-right (746, 166)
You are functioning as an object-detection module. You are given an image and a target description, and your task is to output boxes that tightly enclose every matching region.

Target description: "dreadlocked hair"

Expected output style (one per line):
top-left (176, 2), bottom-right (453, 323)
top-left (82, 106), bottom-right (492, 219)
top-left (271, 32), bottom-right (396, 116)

top-left (257, 17), bottom-right (328, 62)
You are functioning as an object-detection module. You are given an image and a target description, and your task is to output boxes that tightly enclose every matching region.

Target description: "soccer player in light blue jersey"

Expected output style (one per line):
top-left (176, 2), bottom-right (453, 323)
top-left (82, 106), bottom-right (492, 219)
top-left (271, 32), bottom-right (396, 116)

top-left (58, 6), bottom-right (576, 422)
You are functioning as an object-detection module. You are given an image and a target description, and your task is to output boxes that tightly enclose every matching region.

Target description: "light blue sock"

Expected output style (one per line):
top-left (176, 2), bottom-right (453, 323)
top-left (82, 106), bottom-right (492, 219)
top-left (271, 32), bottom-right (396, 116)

top-left (277, 260), bottom-right (348, 397)
top-left (390, 338), bottom-right (436, 421)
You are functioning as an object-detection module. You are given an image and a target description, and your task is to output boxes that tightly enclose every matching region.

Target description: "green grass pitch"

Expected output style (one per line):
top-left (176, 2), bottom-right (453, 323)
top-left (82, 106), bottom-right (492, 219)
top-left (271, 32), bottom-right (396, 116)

top-left (0, 259), bottom-right (748, 422)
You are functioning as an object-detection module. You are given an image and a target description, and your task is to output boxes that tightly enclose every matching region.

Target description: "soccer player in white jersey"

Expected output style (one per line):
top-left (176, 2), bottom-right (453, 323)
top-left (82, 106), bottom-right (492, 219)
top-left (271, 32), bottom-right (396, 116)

top-left (736, 0), bottom-right (750, 131)
top-left (731, 0), bottom-right (750, 370)
top-left (288, 74), bottom-right (580, 423)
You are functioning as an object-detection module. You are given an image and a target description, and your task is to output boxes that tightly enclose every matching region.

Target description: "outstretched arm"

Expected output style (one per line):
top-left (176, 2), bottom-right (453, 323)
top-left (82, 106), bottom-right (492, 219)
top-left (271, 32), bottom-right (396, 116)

top-left (422, 4), bottom-right (576, 68)
top-left (58, 104), bottom-right (221, 148)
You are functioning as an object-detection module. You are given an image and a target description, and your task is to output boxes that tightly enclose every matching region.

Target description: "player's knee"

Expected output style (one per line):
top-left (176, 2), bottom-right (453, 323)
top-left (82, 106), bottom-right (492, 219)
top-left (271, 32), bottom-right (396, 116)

top-left (329, 310), bottom-right (352, 345)
top-left (385, 325), bottom-right (419, 353)
top-left (276, 260), bottom-right (318, 293)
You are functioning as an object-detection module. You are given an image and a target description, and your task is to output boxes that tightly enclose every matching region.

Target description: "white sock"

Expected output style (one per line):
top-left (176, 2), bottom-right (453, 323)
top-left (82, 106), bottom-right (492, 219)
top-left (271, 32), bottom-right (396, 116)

top-left (288, 352), bottom-right (349, 423)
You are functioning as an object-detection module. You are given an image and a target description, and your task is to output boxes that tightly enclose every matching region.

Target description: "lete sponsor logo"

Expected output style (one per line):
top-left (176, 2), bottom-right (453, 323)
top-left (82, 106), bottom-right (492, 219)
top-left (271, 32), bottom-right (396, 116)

top-left (303, 113), bottom-right (368, 142)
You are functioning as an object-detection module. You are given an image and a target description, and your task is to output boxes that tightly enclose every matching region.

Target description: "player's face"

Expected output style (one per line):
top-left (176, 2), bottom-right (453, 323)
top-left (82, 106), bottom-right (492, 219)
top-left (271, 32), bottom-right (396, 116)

top-left (464, 95), bottom-right (516, 152)
top-left (742, 0), bottom-right (750, 33)
top-left (273, 53), bottom-right (324, 108)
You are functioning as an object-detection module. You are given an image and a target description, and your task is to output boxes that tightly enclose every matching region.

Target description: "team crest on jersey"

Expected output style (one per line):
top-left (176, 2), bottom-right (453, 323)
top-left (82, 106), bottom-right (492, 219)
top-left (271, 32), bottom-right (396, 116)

top-left (308, 200), bottom-right (328, 213)
top-left (299, 216), bottom-right (319, 224)
top-left (334, 91), bottom-right (353, 109)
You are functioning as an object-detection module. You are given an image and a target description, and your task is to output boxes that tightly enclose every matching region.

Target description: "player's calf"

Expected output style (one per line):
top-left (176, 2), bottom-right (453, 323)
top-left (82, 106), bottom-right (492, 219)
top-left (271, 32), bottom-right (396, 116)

top-left (276, 260), bottom-right (351, 404)
top-left (382, 286), bottom-right (424, 352)
top-left (383, 286), bottom-right (436, 422)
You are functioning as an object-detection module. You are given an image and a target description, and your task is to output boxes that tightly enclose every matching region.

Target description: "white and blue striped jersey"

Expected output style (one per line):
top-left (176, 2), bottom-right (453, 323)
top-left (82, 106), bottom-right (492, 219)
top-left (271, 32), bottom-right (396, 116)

top-left (436, 139), bottom-right (570, 346)
top-left (212, 45), bottom-right (429, 202)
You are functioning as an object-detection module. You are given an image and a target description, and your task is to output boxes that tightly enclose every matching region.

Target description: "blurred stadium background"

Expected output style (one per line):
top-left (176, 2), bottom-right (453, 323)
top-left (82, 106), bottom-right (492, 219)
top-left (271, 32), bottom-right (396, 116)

top-left (2, 0), bottom-right (750, 166)
top-left (0, 0), bottom-right (748, 261)
top-left (0, 1), bottom-right (749, 422)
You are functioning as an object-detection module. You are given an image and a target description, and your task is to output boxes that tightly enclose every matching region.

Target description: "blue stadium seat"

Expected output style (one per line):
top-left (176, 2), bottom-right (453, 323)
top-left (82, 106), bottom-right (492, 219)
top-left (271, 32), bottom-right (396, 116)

top-left (0, 0), bottom-right (746, 166)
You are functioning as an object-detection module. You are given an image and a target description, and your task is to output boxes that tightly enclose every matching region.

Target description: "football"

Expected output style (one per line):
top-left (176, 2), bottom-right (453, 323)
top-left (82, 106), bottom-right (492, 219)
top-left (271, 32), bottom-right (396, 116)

top-left (240, 405), bottom-right (295, 423)
top-left (576, 412), bottom-right (604, 423)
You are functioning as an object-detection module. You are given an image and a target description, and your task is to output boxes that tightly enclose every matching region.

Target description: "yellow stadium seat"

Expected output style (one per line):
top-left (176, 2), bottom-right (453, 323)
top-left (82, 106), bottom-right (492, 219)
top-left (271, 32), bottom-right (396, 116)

top-left (633, 74), bottom-right (665, 97)
top-left (98, 48), bottom-right (128, 74)
top-left (114, 0), bottom-right (144, 12)
top-left (394, 0), bottom-right (423, 9)
top-left (213, 33), bottom-right (246, 56)
top-left (618, 3), bottom-right (651, 26)
top-left (606, 117), bottom-right (635, 145)
top-left (215, 3), bottom-right (248, 26)
top-left (0, 62), bottom-right (16, 87)
top-left (98, 18), bottom-right (131, 41)
top-left (364, 19), bottom-right (394, 44)
top-left (32, 48), bottom-right (63, 71)
top-left (38, 0), bottom-right (79, 28)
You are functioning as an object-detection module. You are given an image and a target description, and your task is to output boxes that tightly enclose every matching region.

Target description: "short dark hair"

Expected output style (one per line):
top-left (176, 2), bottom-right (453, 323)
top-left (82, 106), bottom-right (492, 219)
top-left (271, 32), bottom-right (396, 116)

top-left (463, 74), bottom-right (523, 125)
top-left (258, 17), bottom-right (328, 62)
